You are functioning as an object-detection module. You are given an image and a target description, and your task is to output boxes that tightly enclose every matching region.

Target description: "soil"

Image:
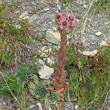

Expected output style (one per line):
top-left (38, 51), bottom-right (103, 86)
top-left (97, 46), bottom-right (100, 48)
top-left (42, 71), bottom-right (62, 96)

top-left (0, 0), bottom-right (110, 110)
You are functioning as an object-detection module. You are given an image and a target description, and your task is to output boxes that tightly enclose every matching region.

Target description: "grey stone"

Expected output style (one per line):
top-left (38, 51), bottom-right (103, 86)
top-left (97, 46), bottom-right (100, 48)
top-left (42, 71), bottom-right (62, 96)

top-left (46, 30), bottom-right (60, 45)
top-left (29, 104), bottom-right (35, 109)
top-left (39, 65), bottom-right (54, 79)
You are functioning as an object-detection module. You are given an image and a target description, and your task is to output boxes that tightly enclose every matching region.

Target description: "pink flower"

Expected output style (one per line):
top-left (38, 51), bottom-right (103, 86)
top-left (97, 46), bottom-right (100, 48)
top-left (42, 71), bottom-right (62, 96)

top-left (55, 13), bottom-right (62, 25)
top-left (55, 13), bottom-right (75, 33)
top-left (62, 21), bottom-right (68, 26)
top-left (55, 13), bottom-right (62, 19)
top-left (60, 20), bottom-right (69, 30)
top-left (68, 14), bottom-right (74, 22)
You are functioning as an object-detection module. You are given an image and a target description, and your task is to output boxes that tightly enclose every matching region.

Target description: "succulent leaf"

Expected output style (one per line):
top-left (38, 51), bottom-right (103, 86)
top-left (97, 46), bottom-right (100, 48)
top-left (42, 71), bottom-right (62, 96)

top-left (35, 87), bottom-right (48, 100)
top-left (33, 75), bottom-right (39, 84)
top-left (47, 93), bottom-right (59, 104)
top-left (29, 82), bottom-right (36, 89)
top-left (30, 89), bottom-right (35, 95)
top-left (29, 75), bottom-right (48, 100)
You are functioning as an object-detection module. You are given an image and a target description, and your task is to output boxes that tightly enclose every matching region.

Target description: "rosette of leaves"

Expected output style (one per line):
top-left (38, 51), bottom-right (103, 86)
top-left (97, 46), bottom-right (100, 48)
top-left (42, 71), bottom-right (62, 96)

top-left (64, 87), bottom-right (77, 101)
top-left (47, 92), bottom-right (60, 104)
top-left (29, 75), bottom-right (49, 100)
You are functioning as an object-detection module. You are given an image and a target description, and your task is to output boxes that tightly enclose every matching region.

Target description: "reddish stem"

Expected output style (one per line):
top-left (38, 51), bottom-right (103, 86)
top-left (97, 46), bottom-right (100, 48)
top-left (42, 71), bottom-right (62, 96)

top-left (53, 33), bottom-right (67, 90)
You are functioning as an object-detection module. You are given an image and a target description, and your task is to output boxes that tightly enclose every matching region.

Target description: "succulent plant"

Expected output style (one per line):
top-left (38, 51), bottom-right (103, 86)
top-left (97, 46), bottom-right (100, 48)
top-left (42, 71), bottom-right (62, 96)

top-left (29, 75), bottom-right (49, 100)
top-left (47, 92), bottom-right (60, 104)
top-left (52, 13), bottom-right (75, 99)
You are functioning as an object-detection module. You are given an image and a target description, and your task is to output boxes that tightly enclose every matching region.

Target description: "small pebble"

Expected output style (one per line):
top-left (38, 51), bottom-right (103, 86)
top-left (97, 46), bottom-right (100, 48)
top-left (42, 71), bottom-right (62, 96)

top-left (37, 103), bottom-right (43, 110)
top-left (3, 102), bottom-right (6, 105)
top-left (29, 104), bottom-right (35, 109)
top-left (95, 31), bottom-right (102, 36)
top-left (100, 41), bottom-right (108, 46)
top-left (75, 105), bottom-right (78, 109)
top-left (83, 4), bottom-right (87, 8)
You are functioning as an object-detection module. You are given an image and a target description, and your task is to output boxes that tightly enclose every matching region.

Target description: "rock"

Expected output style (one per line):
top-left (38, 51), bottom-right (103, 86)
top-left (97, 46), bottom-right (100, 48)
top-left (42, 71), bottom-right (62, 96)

top-left (29, 104), bottom-right (35, 109)
top-left (16, 10), bottom-right (20, 14)
top-left (2, 102), bottom-right (6, 105)
top-left (19, 11), bottom-right (29, 20)
top-left (52, 18), bottom-right (55, 22)
top-left (41, 7), bottom-right (49, 12)
top-left (37, 103), bottom-right (43, 110)
top-left (82, 49), bottom-right (98, 56)
top-left (14, 25), bottom-right (21, 29)
top-left (57, 5), bottom-right (61, 10)
top-left (63, 102), bottom-right (75, 109)
top-left (76, 18), bottom-right (80, 22)
top-left (75, 105), bottom-right (78, 109)
top-left (83, 4), bottom-right (87, 8)
top-left (46, 30), bottom-right (60, 44)
top-left (100, 41), bottom-right (108, 46)
top-left (95, 31), bottom-right (102, 36)
top-left (38, 59), bottom-right (45, 66)
top-left (88, 34), bottom-right (95, 40)
top-left (52, 26), bottom-right (56, 31)
top-left (39, 65), bottom-right (54, 79)
top-left (29, 14), bottom-right (38, 23)
top-left (38, 46), bottom-right (53, 57)
top-left (38, 57), bottom-right (54, 69)
top-left (47, 58), bottom-right (54, 65)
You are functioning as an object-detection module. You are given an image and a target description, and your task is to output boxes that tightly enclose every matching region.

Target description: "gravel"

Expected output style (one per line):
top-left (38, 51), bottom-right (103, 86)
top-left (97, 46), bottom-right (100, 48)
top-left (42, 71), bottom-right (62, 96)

top-left (0, 0), bottom-right (110, 110)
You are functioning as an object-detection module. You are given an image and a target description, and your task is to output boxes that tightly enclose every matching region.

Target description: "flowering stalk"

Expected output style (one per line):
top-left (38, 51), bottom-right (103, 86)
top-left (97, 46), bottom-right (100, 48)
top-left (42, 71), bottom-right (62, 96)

top-left (52, 33), bottom-right (67, 90)
top-left (52, 13), bottom-right (75, 95)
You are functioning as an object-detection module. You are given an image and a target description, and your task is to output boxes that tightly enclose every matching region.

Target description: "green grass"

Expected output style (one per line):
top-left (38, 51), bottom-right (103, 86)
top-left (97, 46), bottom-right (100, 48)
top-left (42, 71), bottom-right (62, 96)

top-left (65, 43), bottom-right (110, 109)
top-left (0, 0), bottom-right (110, 110)
top-left (0, 3), bottom-right (32, 64)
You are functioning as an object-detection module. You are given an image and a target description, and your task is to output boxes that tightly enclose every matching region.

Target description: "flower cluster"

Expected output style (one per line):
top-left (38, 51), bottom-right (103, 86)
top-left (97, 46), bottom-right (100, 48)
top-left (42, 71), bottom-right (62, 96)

top-left (55, 13), bottom-right (75, 33)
